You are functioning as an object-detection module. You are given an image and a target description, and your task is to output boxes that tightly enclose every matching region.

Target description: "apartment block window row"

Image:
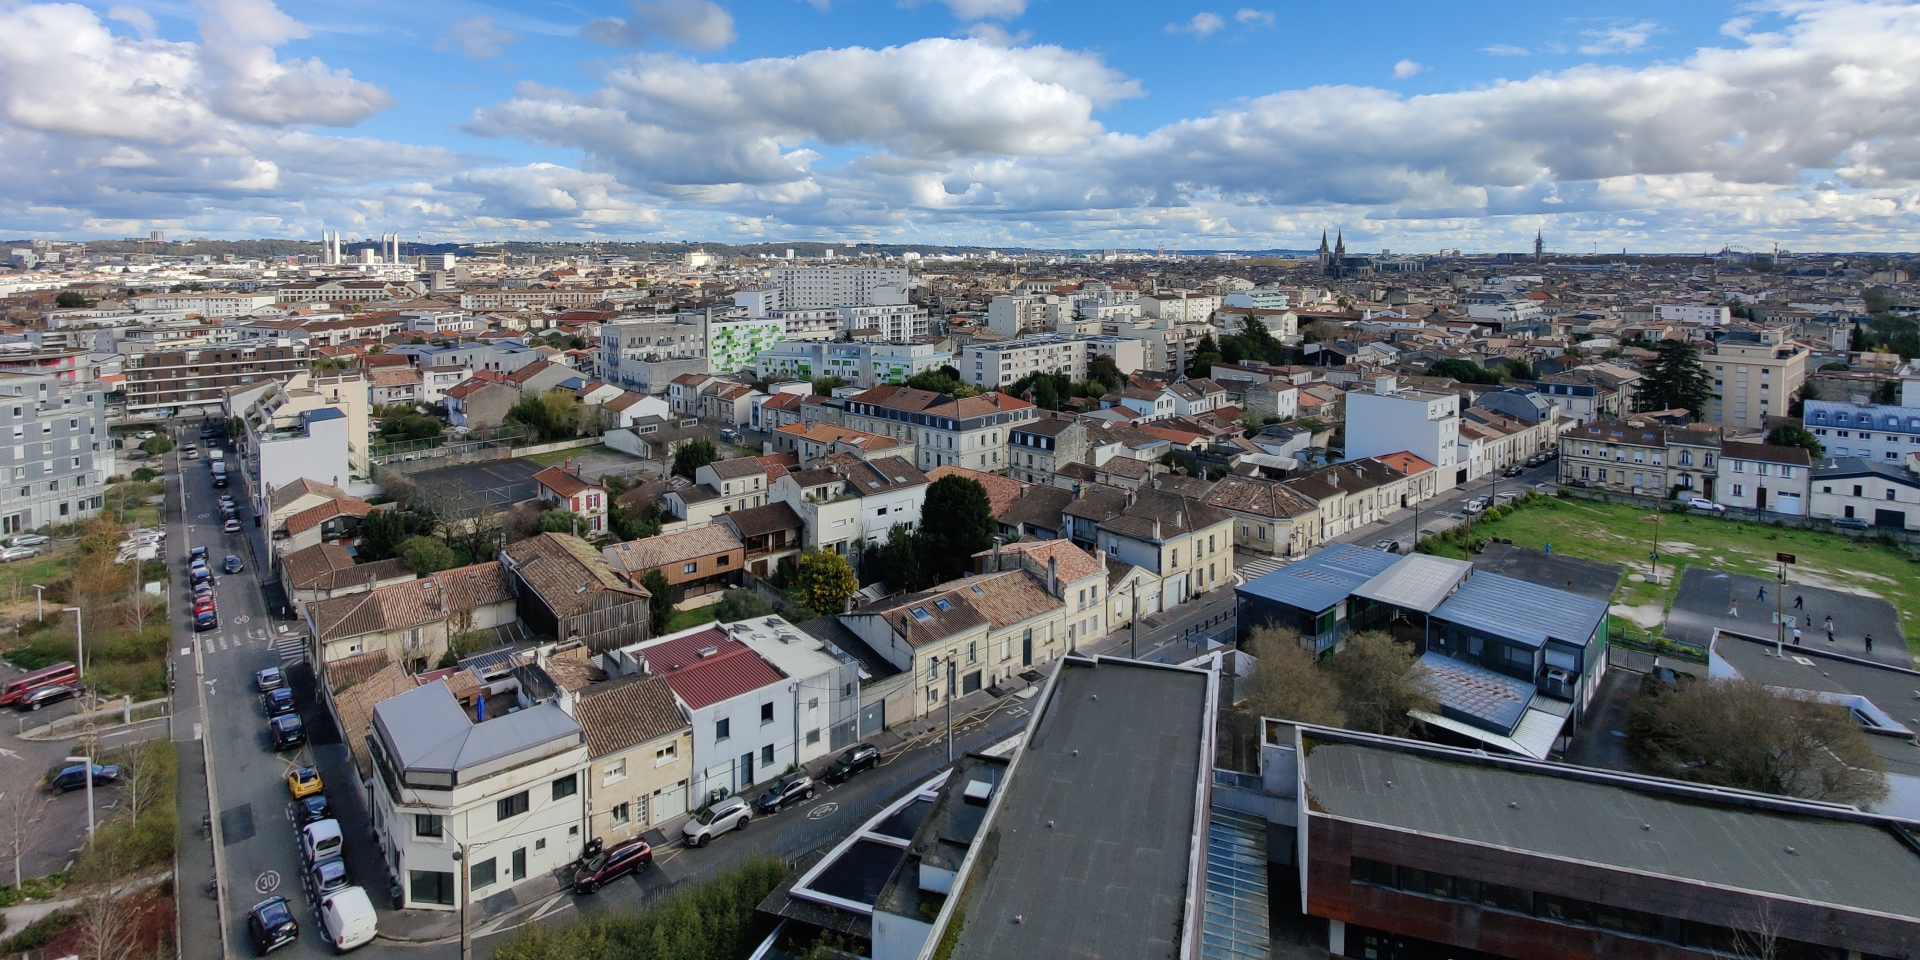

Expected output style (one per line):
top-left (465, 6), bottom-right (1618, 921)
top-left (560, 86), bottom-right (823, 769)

top-left (1349, 857), bottom-right (1872, 960)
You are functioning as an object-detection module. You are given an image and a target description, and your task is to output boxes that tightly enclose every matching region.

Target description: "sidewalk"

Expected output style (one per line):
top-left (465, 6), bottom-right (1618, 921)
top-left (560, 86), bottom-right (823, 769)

top-left (0, 871), bottom-right (174, 933)
top-left (174, 743), bottom-right (221, 960)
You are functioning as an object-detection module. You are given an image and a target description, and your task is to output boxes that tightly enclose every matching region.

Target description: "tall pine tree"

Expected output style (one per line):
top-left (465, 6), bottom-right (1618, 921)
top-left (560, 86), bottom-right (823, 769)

top-left (1637, 340), bottom-right (1712, 419)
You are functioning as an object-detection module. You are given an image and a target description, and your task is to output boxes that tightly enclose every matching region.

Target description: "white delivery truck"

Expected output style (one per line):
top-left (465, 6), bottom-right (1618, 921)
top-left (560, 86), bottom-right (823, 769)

top-left (318, 886), bottom-right (377, 951)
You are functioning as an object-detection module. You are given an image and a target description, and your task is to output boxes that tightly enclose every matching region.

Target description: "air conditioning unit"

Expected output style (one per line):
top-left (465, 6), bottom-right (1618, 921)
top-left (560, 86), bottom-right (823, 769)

top-left (1546, 667), bottom-right (1571, 683)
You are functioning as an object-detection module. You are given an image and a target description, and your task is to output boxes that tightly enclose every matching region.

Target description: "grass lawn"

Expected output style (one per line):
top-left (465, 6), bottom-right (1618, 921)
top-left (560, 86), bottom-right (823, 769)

top-left (522, 444), bottom-right (603, 468)
top-left (664, 605), bottom-right (720, 634)
top-left (1424, 495), bottom-right (1920, 653)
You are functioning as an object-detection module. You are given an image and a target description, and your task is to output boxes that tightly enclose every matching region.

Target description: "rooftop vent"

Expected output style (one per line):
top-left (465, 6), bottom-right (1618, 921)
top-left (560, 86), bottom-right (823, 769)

top-left (963, 779), bottom-right (994, 806)
top-left (697, 645), bottom-right (721, 659)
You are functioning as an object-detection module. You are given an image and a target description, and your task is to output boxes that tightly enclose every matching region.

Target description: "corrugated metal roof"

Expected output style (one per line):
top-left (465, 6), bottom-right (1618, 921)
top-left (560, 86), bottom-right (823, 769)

top-left (1351, 554), bottom-right (1474, 614)
top-left (1431, 571), bottom-right (1608, 649)
top-left (1417, 652), bottom-right (1534, 733)
top-left (643, 628), bottom-right (791, 710)
top-left (1235, 543), bottom-right (1400, 613)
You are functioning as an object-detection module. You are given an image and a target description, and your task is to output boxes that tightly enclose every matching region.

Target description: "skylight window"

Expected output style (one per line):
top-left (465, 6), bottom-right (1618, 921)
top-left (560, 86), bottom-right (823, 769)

top-left (935, 598), bottom-right (951, 611)
top-left (910, 606), bottom-right (932, 622)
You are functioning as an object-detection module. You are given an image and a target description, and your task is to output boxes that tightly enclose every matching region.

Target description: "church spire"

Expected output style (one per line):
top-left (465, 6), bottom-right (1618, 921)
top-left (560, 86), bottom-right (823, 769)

top-left (1334, 229), bottom-right (1345, 258)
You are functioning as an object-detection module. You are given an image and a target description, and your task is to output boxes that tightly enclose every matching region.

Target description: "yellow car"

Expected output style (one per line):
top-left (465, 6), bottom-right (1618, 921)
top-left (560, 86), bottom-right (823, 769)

top-left (287, 765), bottom-right (323, 800)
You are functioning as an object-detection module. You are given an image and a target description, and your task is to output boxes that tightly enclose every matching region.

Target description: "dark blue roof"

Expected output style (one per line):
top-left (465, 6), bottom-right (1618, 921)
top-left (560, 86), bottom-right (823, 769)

top-left (1432, 571), bottom-right (1608, 649)
top-left (1235, 543), bottom-right (1400, 614)
top-left (303, 407), bottom-right (347, 422)
top-left (1418, 652), bottom-right (1535, 733)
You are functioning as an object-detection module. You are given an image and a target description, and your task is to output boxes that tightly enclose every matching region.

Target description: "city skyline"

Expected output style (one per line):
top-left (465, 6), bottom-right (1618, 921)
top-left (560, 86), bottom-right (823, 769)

top-left (6, 0), bottom-right (1920, 251)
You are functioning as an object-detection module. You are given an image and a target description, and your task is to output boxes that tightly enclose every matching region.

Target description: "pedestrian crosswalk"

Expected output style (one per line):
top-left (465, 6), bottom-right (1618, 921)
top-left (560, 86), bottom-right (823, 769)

top-left (1236, 555), bottom-right (1292, 582)
top-left (273, 635), bottom-right (308, 663)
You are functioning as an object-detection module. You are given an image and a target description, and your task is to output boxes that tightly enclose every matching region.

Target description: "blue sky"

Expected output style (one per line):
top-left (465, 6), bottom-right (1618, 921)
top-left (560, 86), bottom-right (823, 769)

top-left (5, 0), bottom-right (1920, 251)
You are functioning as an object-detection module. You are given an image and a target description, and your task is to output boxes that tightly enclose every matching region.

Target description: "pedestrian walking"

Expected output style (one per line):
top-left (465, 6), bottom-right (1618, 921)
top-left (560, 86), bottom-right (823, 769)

top-left (1827, 628), bottom-right (1836, 643)
top-left (1824, 614), bottom-right (1834, 632)
top-left (1792, 628), bottom-right (1802, 646)
top-left (1793, 594), bottom-right (1804, 610)
top-left (1757, 585), bottom-right (1767, 601)
top-left (1865, 634), bottom-right (1875, 654)
top-left (1729, 603), bottom-right (1739, 618)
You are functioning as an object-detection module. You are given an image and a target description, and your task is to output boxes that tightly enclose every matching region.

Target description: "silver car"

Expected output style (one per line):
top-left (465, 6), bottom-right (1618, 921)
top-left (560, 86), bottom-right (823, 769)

top-left (681, 796), bottom-right (751, 847)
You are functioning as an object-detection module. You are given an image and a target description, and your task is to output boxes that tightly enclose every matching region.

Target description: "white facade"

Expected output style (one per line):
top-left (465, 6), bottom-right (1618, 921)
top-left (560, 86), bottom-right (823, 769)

top-left (1656, 304), bottom-right (1732, 325)
top-left (768, 265), bottom-right (909, 310)
top-left (987, 294), bottom-right (1060, 337)
top-left (1344, 378), bottom-right (1464, 489)
top-left (1140, 294), bottom-right (1222, 324)
top-left (128, 292), bottom-right (277, 317)
top-left (732, 619), bottom-right (863, 765)
top-left (1717, 456), bottom-right (1810, 515)
top-left (962, 334), bottom-right (1144, 388)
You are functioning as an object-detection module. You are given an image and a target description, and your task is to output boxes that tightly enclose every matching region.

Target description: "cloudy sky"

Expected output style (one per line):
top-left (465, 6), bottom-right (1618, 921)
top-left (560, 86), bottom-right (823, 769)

top-left (4, 0), bottom-right (1920, 251)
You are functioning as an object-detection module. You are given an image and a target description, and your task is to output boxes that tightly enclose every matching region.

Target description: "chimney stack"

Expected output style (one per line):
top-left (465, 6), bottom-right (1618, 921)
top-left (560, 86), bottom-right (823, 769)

top-left (1152, 518), bottom-right (1161, 540)
top-left (992, 536), bottom-right (1002, 572)
top-left (1047, 556), bottom-right (1058, 596)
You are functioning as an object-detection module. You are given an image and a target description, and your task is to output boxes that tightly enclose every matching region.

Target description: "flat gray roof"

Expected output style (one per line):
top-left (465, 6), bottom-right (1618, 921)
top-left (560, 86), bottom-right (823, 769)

top-left (1352, 554), bottom-right (1473, 614)
top-left (1237, 542), bottom-right (1400, 614)
top-left (1432, 571), bottom-right (1609, 649)
top-left (1303, 735), bottom-right (1920, 919)
top-left (950, 659), bottom-right (1210, 960)
top-left (373, 680), bottom-right (582, 780)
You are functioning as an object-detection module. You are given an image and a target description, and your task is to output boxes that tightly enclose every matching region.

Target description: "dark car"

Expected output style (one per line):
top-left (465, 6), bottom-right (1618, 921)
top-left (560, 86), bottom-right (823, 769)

top-left (51, 762), bottom-right (119, 792)
top-left (572, 837), bottom-right (652, 894)
top-left (188, 546), bottom-right (209, 563)
top-left (1503, 465), bottom-right (1524, 478)
top-left (298, 794), bottom-right (332, 824)
top-left (823, 743), bottom-right (880, 784)
top-left (754, 773), bottom-right (815, 815)
top-left (190, 566), bottom-right (213, 586)
top-left (194, 611), bottom-right (218, 632)
top-left (13, 682), bottom-right (83, 712)
top-left (270, 714), bottom-right (305, 751)
top-left (248, 896), bottom-right (299, 955)
top-left (306, 858), bottom-right (350, 898)
top-left (265, 687), bottom-right (296, 716)
top-left (224, 555), bottom-right (244, 574)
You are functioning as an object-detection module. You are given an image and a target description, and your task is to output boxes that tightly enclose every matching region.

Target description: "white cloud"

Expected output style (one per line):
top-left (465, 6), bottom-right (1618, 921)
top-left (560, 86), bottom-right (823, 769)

top-left (1235, 8), bottom-right (1274, 27)
top-left (194, 0), bottom-right (393, 125)
top-left (963, 22), bottom-right (1031, 46)
top-left (1166, 12), bottom-right (1226, 37)
top-left (1580, 19), bottom-right (1658, 54)
top-left (584, 0), bottom-right (737, 51)
top-left (106, 5), bottom-right (157, 39)
top-left (1392, 59), bottom-right (1426, 79)
top-left (917, 0), bottom-right (1028, 21)
top-left (437, 16), bottom-right (519, 60)
top-left (1482, 43), bottom-right (1530, 56)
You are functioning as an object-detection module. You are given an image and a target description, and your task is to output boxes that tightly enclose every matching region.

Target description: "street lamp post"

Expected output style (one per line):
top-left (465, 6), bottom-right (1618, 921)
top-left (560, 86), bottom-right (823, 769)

top-left (65, 754), bottom-right (94, 839)
top-left (453, 843), bottom-right (473, 960)
top-left (945, 658), bottom-right (955, 763)
top-left (62, 607), bottom-right (82, 681)
top-left (29, 584), bottom-right (42, 622)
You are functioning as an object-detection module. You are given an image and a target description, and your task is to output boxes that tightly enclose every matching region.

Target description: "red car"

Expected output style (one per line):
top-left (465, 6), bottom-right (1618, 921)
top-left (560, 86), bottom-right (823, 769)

top-left (193, 597), bottom-right (216, 616)
top-left (572, 838), bottom-right (651, 894)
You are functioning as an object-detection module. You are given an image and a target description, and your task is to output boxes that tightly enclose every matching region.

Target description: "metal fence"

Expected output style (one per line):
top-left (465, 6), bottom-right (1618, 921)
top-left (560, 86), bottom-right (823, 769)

top-left (1558, 486), bottom-right (1920, 549)
top-left (367, 426), bottom-right (529, 467)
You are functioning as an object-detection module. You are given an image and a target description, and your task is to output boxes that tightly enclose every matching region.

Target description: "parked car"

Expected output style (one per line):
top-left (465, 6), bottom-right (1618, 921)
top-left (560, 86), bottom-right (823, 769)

top-left (265, 687), bottom-right (297, 716)
top-left (572, 838), bottom-right (653, 894)
top-left (823, 743), bottom-right (880, 784)
top-left (318, 886), bottom-right (377, 952)
top-left (1834, 516), bottom-right (1871, 530)
top-left (183, 445), bottom-right (200, 460)
top-left (13, 682), bottom-right (83, 712)
top-left (6, 534), bottom-right (49, 549)
top-left (1686, 497), bottom-right (1726, 513)
top-left (300, 819), bottom-right (343, 867)
top-left (189, 546), bottom-right (209, 563)
top-left (1503, 465), bottom-right (1524, 478)
top-left (1372, 539), bottom-right (1401, 554)
top-left (223, 518), bottom-right (242, 534)
top-left (192, 582), bottom-right (215, 601)
top-left (288, 765), bottom-right (323, 799)
top-left (257, 667), bottom-right (284, 691)
top-left (51, 762), bottom-right (119, 792)
top-left (194, 611), bottom-right (218, 632)
top-left (193, 597), bottom-right (217, 617)
top-left (0, 546), bottom-right (38, 563)
top-left (298, 794), bottom-right (332, 824)
top-left (247, 896), bottom-right (299, 956)
top-left (681, 796), bottom-right (751, 847)
top-left (271, 715), bottom-right (306, 751)
top-left (307, 858), bottom-right (350, 898)
top-left (224, 555), bottom-right (244, 574)
top-left (754, 773), bottom-right (815, 815)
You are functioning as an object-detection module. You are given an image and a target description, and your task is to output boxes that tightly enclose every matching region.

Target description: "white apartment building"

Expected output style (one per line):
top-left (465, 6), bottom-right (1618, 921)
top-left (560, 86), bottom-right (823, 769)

top-left (127, 292), bottom-right (277, 317)
top-left (0, 370), bottom-right (110, 535)
top-left (768, 265), bottom-right (910, 310)
top-left (369, 680), bottom-right (589, 911)
top-left (732, 618), bottom-right (865, 761)
top-left (1344, 376), bottom-right (1465, 489)
top-left (986, 294), bottom-right (1063, 337)
top-left (1140, 293), bottom-right (1222, 324)
top-left (756, 341), bottom-right (952, 389)
top-left (960, 334), bottom-right (1146, 388)
top-left (1656, 304), bottom-right (1732, 325)
top-left (839, 304), bottom-right (929, 341)
top-left (1715, 440), bottom-right (1811, 516)
top-left (1223, 290), bottom-right (1291, 311)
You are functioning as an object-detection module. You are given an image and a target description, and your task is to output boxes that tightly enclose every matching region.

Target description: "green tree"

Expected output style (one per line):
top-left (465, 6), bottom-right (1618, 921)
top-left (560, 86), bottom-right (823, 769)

top-left (1187, 333), bottom-right (1223, 379)
top-left (809, 376), bottom-right (849, 396)
top-left (54, 291), bottom-right (86, 308)
top-left (796, 551), bottom-right (859, 616)
top-left (139, 435), bottom-right (173, 456)
top-left (642, 568), bottom-right (675, 636)
top-left (1325, 631), bottom-right (1436, 738)
top-left (1765, 424), bottom-right (1825, 460)
top-left (1030, 375), bottom-right (1062, 410)
top-left (713, 589), bottom-right (775, 623)
top-left (1428, 358), bottom-right (1501, 385)
top-left (538, 509), bottom-right (586, 535)
top-left (1086, 354), bottom-right (1123, 393)
top-left (904, 369), bottom-right (975, 396)
top-left (874, 523), bottom-right (933, 592)
top-left (672, 439), bottom-right (720, 479)
top-left (1629, 677), bottom-right (1887, 805)
top-left (1636, 339), bottom-right (1713, 417)
top-left (1787, 380), bottom-right (1819, 418)
top-left (918, 475), bottom-right (995, 583)
top-left (357, 509), bottom-right (409, 561)
top-left (400, 535), bottom-right (458, 574)
top-left (1501, 358), bottom-right (1534, 381)
top-left (1244, 625), bottom-right (1346, 727)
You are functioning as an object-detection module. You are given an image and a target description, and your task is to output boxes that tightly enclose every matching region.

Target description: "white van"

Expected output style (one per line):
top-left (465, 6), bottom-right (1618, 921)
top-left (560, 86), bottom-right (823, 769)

top-left (300, 819), bottom-right (343, 866)
top-left (207, 447), bottom-right (225, 463)
top-left (318, 885), bottom-right (377, 951)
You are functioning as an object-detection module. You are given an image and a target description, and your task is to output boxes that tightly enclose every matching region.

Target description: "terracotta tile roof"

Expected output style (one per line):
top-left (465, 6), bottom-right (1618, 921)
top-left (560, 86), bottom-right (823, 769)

top-left (983, 538), bottom-right (1104, 584)
top-left (281, 544), bottom-right (414, 591)
top-left (1096, 489), bottom-right (1232, 542)
top-left (506, 360), bottom-right (553, 385)
top-left (849, 385), bottom-right (1034, 418)
top-left (761, 392), bottom-right (804, 411)
top-left (325, 651), bottom-right (411, 777)
top-left (1720, 440), bottom-right (1812, 466)
top-left (285, 498), bottom-right (377, 536)
top-left (642, 628), bottom-right (789, 710)
top-left (861, 569), bottom-right (1062, 649)
top-left (755, 452), bottom-right (797, 481)
top-left (503, 533), bottom-right (645, 618)
top-left (705, 457), bottom-right (767, 480)
top-left (573, 675), bottom-right (688, 758)
top-left (270, 477), bottom-right (347, 512)
top-left (310, 563), bottom-right (508, 643)
top-left (825, 454), bottom-right (927, 495)
top-left (1372, 451), bottom-right (1436, 475)
top-left (775, 423), bottom-right (902, 451)
top-left (370, 367), bottom-right (421, 387)
top-left (603, 524), bottom-right (744, 574)
top-left (533, 466), bottom-right (601, 499)
top-left (996, 484), bottom-right (1073, 531)
top-left (1204, 475), bottom-right (1320, 519)
top-left (925, 464), bottom-right (1027, 516)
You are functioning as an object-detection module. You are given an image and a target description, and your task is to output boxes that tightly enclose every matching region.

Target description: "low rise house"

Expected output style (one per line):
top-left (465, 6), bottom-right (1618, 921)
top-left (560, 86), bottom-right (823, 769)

top-left (573, 676), bottom-right (693, 844)
top-left (1091, 488), bottom-right (1234, 613)
top-left (500, 533), bottom-right (651, 651)
top-left (279, 542), bottom-right (414, 616)
top-left (602, 524), bottom-right (746, 608)
top-left (444, 376), bottom-right (519, 431)
top-left (532, 465), bottom-right (609, 536)
top-left (1715, 440), bottom-right (1812, 515)
top-left (1809, 456), bottom-right (1920, 530)
top-left (1205, 474), bottom-right (1322, 556)
top-left (721, 502), bottom-right (805, 579)
top-left (305, 562), bottom-right (517, 671)
top-left (605, 623), bottom-right (797, 799)
top-left (277, 497), bottom-right (377, 556)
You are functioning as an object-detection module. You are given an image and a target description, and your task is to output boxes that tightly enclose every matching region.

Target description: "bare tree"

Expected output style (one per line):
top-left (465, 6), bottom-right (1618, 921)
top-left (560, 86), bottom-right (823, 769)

top-left (1243, 625), bottom-right (1346, 728)
top-left (0, 786), bottom-right (48, 888)
top-left (1629, 678), bottom-right (1888, 806)
top-left (1732, 901), bottom-right (1784, 960)
top-left (1325, 631), bottom-right (1437, 738)
top-left (72, 842), bottom-right (138, 960)
top-left (111, 741), bottom-right (166, 823)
